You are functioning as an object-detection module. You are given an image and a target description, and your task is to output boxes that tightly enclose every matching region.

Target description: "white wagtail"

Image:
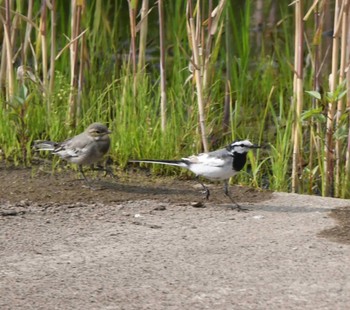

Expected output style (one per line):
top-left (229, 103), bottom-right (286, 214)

top-left (130, 140), bottom-right (260, 210)
top-left (34, 122), bottom-right (113, 186)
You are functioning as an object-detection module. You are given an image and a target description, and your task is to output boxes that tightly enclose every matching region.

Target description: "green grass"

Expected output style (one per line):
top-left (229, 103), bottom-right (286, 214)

top-left (0, 1), bottom-right (348, 197)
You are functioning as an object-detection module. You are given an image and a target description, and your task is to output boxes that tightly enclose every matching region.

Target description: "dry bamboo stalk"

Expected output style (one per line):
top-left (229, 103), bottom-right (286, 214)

top-left (203, 0), bottom-right (226, 90)
top-left (291, 0), bottom-right (304, 193)
top-left (223, 8), bottom-right (232, 133)
top-left (158, 0), bottom-right (166, 131)
top-left (49, 0), bottom-right (56, 94)
top-left (2, 0), bottom-right (14, 100)
top-left (195, 0), bottom-right (203, 88)
top-left (10, 13), bottom-right (19, 59)
top-left (23, 0), bottom-right (33, 65)
top-left (195, 0), bottom-right (201, 48)
top-left (68, 0), bottom-right (82, 128)
top-left (344, 3), bottom-right (350, 193)
top-left (68, 0), bottom-right (77, 127)
top-left (253, 0), bottom-right (263, 48)
top-left (304, 0), bottom-right (321, 21)
top-left (128, 0), bottom-right (138, 92)
top-left (77, 30), bottom-right (85, 122)
top-left (40, 1), bottom-right (48, 93)
top-left (203, 0), bottom-right (212, 90)
top-left (138, 0), bottom-right (148, 72)
top-left (0, 5), bottom-right (6, 91)
top-left (324, 0), bottom-right (340, 197)
top-left (55, 29), bottom-right (87, 60)
top-left (267, 0), bottom-right (278, 27)
top-left (188, 0), bottom-right (208, 152)
top-left (337, 0), bottom-right (350, 197)
top-left (308, 1), bottom-right (323, 193)
top-left (0, 36), bottom-right (7, 94)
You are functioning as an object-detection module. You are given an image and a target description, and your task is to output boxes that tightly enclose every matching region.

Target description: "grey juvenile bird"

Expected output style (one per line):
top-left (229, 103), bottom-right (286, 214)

top-left (130, 140), bottom-right (260, 210)
top-left (34, 122), bottom-right (113, 186)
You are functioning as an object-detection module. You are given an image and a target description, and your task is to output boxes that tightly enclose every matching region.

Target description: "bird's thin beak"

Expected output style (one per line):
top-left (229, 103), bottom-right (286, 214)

top-left (252, 144), bottom-right (261, 149)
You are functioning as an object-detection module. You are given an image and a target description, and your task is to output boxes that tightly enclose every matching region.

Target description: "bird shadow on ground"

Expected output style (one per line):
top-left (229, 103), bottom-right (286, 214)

top-left (0, 165), bottom-right (271, 206)
top-left (1, 164), bottom-right (350, 244)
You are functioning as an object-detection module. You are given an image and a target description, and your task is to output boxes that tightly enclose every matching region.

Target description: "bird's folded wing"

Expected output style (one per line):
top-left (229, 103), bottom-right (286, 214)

top-left (53, 147), bottom-right (82, 158)
top-left (185, 153), bottom-right (226, 167)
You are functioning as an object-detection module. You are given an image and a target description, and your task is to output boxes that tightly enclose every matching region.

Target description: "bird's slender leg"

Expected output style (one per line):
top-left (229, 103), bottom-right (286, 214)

top-left (79, 165), bottom-right (88, 182)
top-left (79, 165), bottom-right (95, 188)
top-left (223, 180), bottom-right (248, 211)
top-left (196, 176), bottom-right (210, 200)
top-left (91, 163), bottom-right (117, 179)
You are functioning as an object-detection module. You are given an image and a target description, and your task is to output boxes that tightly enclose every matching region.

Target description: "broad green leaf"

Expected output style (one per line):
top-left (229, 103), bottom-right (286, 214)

top-left (305, 90), bottom-right (321, 100)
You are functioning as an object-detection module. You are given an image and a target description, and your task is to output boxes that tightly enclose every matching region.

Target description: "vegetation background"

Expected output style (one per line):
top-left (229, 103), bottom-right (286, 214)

top-left (0, 0), bottom-right (349, 198)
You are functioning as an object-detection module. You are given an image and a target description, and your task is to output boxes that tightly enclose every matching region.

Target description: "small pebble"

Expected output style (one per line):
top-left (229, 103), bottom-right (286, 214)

top-left (191, 202), bottom-right (206, 208)
top-left (153, 205), bottom-right (166, 211)
top-left (252, 215), bottom-right (264, 220)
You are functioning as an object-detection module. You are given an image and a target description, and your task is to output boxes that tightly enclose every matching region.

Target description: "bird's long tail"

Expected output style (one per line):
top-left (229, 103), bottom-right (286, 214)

top-left (129, 159), bottom-right (188, 168)
top-left (33, 140), bottom-right (57, 151)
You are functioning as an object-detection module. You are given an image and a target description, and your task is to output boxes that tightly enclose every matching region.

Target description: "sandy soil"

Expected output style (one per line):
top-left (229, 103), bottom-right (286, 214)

top-left (1, 166), bottom-right (350, 309)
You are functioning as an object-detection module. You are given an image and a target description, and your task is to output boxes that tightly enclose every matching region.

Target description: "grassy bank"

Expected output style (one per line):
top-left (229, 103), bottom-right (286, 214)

top-left (0, 1), bottom-right (349, 197)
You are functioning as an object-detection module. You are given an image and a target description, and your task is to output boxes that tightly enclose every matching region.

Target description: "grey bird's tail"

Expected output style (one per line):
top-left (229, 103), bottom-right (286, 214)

top-left (129, 159), bottom-right (188, 168)
top-left (33, 140), bottom-right (57, 151)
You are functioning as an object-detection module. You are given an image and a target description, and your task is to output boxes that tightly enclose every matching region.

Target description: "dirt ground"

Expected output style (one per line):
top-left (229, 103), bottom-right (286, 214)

top-left (1, 165), bottom-right (350, 309)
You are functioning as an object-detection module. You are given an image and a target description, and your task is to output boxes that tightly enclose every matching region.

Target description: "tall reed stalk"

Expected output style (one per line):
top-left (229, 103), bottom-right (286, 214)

top-left (324, 0), bottom-right (340, 197)
top-left (49, 0), bottom-right (56, 94)
top-left (291, 0), bottom-right (304, 193)
top-left (40, 0), bottom-right (48, 95)
top-left (23, 0), bottom-right (34, 65)
top-left (345, 3), bottom-right (350, 196)
top-left (128, 0), bottom-right (137, 95)
top-left (2, 0), bottom-right (15, 100)
top-left (138, 0), bottom-right (148, 72)
top-left (335, 0), bottom-right (349, 197)
top-left (187, 0), bottom-right (208, 152)
top-left (158, 0), bottom-right (167, 131)
top-left (68, 0), bottom-right (83, 128)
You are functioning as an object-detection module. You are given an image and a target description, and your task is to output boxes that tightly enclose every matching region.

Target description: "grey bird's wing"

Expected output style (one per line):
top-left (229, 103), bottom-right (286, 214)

top-left (52, 132), bottom-right (94, 160)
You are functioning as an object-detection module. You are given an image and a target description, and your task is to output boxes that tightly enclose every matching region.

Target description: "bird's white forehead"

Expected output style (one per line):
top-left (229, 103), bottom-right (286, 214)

top-left (231, 140), bottom-right (253, 147)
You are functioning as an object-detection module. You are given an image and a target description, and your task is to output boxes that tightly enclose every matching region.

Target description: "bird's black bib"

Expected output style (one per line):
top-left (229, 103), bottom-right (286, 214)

top-left (232, 152), bottom-right (247, 172)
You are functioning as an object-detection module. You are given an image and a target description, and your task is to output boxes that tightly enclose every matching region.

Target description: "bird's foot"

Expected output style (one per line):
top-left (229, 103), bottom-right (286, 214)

top-left (200, 188), bottom-right (210, 200)
top-left (228, 203), bottom-right (249, 212)
top-left (82, 183), bottom-right (107, 191)
top-left (82, 180), bottom-right (97, 190)
top-left (200, 185), bottom-right (210, 200)
top-left (105, 169), bottom-right (118, 180)
top-left (93, 165), bottom-right (118, 180)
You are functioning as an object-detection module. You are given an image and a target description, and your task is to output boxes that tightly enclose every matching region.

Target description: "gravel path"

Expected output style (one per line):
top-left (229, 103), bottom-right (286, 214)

top-left (1, 191), bottom-right (350, 310)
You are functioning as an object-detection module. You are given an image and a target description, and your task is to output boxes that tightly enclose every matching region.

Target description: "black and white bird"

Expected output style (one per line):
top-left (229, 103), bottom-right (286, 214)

top-left (130, 140), bottom-right (260, 210)
top-left (34, 122), bottom-right (113, 186)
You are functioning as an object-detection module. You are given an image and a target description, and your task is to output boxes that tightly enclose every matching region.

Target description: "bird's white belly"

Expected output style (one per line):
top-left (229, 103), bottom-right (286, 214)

top-left (189, 164), bottom-right (237, 180)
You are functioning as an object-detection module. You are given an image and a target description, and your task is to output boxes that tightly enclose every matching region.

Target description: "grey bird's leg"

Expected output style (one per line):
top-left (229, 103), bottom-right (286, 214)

top-left (223, 180), bottom-right (248, 211)
top-left (78, 165), bottom-right (89, 183)
top-left (196, 177), bottom-right (210, 200)
top-left (91, 163), bottom-right (117, 179)
top-left (78, 165), bottom-right (96, 189)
